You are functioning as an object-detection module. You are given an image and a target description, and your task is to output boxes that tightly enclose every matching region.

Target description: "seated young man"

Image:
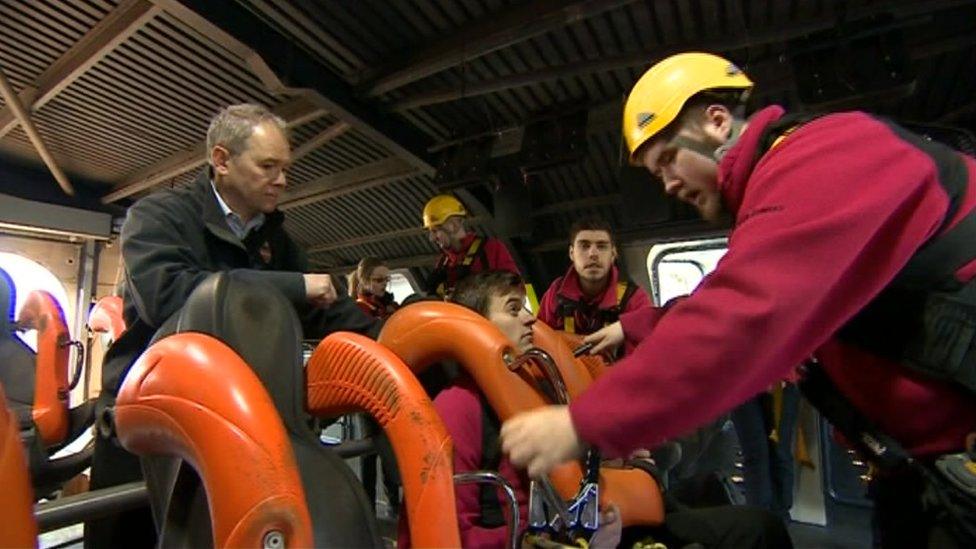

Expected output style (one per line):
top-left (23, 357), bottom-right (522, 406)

top-left (538, 219), bottom-right (652, 352)
top-left (419, 270), bottom-right (791, 548)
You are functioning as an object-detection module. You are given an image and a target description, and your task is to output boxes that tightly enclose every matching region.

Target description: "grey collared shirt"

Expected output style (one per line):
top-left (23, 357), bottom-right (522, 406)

top-left (211, 181), bottom-right (265, 240)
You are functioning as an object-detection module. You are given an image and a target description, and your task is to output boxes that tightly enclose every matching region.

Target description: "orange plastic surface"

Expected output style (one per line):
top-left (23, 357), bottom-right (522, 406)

top-left (306, 332), bottom-right (461, 548)
top-left (379, 302), bottom-right (664, 527)
top-left (114, 333), bottom-right (313, 548)
top-left (0, 384), bottom-right (38, 548)
top-left (87, 296), bottom-right (125, 341)
top-left (18, 290), bottom-right (69, 447)
top-left (532, 326), bottom-right (611, 381)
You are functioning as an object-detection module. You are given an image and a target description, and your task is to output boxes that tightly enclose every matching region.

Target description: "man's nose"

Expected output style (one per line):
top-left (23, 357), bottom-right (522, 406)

top-left (662, 175), bottom-right (682, 196)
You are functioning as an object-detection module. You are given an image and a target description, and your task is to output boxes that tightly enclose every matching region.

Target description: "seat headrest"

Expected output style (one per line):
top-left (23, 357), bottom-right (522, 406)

top-left (174, 272), bottom-right (306, 432)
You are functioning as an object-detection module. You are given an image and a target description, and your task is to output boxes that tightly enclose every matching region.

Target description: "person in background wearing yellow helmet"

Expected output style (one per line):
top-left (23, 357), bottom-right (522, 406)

top-left (537, 217), bottom-right (652, 353)
top-left (501, 52), bottom-right (976, 547)
top-left (422, 193), bottom-right (520, 297)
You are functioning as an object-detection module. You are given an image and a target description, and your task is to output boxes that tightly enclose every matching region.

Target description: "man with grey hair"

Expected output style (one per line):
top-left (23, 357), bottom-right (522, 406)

top-left (86, 103), bottom-right (378, 547)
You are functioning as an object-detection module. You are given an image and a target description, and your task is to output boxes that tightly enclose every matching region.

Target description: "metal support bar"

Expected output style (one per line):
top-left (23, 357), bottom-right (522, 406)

top-left (35, 481), bottom-right (149, 533)
top-left (73, 240), bottom-right (98, 403)
top-left (454, 471), bottom-right (520, 549)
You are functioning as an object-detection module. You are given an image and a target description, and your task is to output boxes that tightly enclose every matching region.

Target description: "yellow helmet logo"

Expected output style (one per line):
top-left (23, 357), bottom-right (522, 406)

top-left (623, 52), bottom-right (753, 165)
top-left (422, 194), bottom-right (467, 229)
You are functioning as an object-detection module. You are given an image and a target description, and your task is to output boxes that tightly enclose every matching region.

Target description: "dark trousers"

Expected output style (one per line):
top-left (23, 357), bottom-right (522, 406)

top-left (731, 384), bottom-right (800, 521)
top-left (84, 396), bottom-right (156, 549)
top-left (870, 468), bottom-right (965, 549)
top-left (621, 504), bottom-right (794, 548)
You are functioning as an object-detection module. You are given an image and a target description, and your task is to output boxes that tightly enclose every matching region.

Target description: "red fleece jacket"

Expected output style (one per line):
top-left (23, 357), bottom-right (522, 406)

top-left (398, 375), bottom-right (529, 548)
top-left (570, 106), bottom-right (976, 459)
top-left (538, 264), bottom-right (653, 335)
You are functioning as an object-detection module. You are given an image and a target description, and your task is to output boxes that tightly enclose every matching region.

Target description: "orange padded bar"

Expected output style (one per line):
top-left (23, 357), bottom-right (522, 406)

top-left (379, 302), bottom-right (664, 527)
top-left (88, 296), bottom-right (125, 341)
top-left (18, 290), bottom-right (69, 447)
top-left (532, 325), bottom-right (610, 381)
top-left (115, 333), bottom-right (313, 548)
top-left (0, 384), bottom-right (38, 548)
top-left (306, 332), bottom-right (461, 548)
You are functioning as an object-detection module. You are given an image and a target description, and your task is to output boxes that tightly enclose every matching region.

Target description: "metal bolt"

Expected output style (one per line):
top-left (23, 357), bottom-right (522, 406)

top-left (263, 530), bottom-right (285, 549)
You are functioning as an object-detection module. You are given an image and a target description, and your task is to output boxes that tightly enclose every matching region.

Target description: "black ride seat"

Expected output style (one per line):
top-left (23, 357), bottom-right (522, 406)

top-left (142, 272), bottom-right (381, 548)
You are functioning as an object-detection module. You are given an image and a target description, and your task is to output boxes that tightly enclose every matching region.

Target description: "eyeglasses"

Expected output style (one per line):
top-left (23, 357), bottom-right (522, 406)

top-left (370, 277), bottom-right (391, 284)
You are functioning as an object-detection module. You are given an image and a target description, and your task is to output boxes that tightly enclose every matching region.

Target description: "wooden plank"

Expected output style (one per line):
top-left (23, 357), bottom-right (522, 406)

top-left (393, 0), bottom-right (965, 112)
top-left (102, 95), bottom-right (325, 202)
top-left (364, 0), bottom-right (638, 96)
top-left (0, 67), bottom-right (74, 195)
top-left (0, 0), bottom-right (159, 139)
top-left (278, 157), bottom-right (419, 211)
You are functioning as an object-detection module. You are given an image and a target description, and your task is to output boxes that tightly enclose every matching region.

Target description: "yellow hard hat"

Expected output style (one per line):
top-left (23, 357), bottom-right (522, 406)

top-left (623, 52), bottom-right (753, 164)
top-left (422, 194), bottom-right (467, 229)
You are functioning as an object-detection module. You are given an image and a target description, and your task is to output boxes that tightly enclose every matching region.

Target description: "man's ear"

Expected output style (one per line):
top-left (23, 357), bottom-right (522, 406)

top-left (611, 245), bottom-right (618, 263)
top-left (568, 244), bottom-right (574, 262)
top-left (704, 104), bottom-right (733, 140)
top-left (211, 146), bottom-right (231, 176)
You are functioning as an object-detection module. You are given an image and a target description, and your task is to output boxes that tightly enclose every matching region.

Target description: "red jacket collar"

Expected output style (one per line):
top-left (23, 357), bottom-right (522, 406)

top-left (556, 264), bottom-right (621, 309)
top-left (718, 105), bottom-right (786, 218)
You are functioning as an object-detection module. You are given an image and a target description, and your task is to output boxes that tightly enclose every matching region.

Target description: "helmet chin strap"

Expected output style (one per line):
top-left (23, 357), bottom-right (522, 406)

top-left (668, 119), bottom-right (745, 162)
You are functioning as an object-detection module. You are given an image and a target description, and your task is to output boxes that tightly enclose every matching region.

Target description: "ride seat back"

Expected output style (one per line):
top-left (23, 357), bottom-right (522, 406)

top-left (0, 268), bottom-right (35, 430)
top-left (152, 273), bottom-right (380, 547)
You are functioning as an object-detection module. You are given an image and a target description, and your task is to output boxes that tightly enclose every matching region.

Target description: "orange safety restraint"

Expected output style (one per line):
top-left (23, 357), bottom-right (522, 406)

top-left (378, 301), bottom-right (664, 528)
top-left (115, 333), bottom-right (314, 548)
top-left (0, 383), bottom-right (37, 548)
top-left (305, 332), bottom-right (461, 548)
top-left (17, 291), bottom-right (71, 447)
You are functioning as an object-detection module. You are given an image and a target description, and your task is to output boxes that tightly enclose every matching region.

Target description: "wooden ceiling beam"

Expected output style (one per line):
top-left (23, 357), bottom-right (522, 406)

top-left (0, 66), bottom-right (74, 195)
top-left (0, 0), bottom-right (159, 140)
top-left (392, 1), bottom-right (970, 112)
top-left (363, 0), bottom-right (637, 97)
top-left (102, 95), bottom-right (326, 203)
top-left (279, 157), bottom-right (418, 211)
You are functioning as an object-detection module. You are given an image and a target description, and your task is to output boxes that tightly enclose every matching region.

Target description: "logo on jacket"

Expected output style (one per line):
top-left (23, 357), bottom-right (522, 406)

top-left (259, 242), bottom-right (273, 264)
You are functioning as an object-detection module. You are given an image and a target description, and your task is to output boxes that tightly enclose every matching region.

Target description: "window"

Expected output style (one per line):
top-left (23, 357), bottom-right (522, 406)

top-left (0, 252), bottom-right (72, 351)
top-left (647, 238), bottom-right (728, 306)
top-left (388, 270), bottom-right (418, 303)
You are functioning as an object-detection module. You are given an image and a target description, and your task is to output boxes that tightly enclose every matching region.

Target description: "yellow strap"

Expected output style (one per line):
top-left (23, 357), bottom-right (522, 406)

top-left (462, 237), bottom-right (484, 266)
top-left (564, 316), bottom-right (575, 334)
top-left (524, 283), bottom-right (539, 314)
top-left (769, 125), bottom-right (800, 150)
top-left (615, 281), bottom-right (628, 305)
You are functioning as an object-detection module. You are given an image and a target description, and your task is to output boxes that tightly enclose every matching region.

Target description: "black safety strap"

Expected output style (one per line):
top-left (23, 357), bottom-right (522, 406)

top-left (798, 361), bottom-right (914, 473)
top-left (478, 396), bottom-right (507, 528)
top-left (556, 280), bottom-right (639, 334)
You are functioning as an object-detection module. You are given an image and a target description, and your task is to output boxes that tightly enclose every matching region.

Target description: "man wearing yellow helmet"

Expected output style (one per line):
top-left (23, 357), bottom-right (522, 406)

top-left (501, 52), bottom-right (976, 547)
top-left (422, 193), bottom-right (519, 297)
